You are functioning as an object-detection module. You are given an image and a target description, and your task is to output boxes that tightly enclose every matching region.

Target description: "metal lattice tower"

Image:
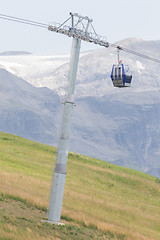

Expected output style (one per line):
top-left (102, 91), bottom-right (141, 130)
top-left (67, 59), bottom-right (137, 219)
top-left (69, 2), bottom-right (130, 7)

top-left (47, 13), bottom-right (109, 224)
top-left (48, 12), bottom-right (109, 48)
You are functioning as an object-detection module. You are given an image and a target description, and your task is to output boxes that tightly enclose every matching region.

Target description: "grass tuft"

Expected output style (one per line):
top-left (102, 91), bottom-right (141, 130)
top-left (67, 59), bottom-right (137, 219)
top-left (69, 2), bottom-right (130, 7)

top-left (155, 177), bottom-right (160, 183)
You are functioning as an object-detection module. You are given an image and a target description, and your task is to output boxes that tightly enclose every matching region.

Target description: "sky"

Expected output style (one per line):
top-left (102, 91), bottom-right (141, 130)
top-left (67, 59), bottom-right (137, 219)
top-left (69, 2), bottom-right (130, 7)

top-left (0, 0), bottom-right (160, 54)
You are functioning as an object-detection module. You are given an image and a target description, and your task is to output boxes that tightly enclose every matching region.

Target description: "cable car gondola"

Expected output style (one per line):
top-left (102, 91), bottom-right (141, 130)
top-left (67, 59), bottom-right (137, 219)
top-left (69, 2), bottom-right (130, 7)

top-left (111, 46), bottom-right (132, 87)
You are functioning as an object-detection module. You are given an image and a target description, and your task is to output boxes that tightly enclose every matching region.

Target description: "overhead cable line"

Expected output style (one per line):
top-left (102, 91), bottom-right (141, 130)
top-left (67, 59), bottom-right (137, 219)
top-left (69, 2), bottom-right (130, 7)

top-left (0, 13), bottom-right (160, 64)
top-left (109, 43), bottom-right (160, 64)
top-left (0, 13), bottom-right (48, 28)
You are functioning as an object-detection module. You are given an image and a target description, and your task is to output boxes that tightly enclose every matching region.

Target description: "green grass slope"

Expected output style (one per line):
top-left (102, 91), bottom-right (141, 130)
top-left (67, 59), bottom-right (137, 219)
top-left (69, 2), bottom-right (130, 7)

top-left (0, 132), bottom-right (160, 240)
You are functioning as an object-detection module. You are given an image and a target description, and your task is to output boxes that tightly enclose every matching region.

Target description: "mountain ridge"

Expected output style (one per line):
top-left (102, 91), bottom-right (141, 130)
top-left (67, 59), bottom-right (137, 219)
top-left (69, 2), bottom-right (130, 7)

top-left (0, 51), bottom-right (31, 56)
top-left (0, 67), bottom-right (61, 145)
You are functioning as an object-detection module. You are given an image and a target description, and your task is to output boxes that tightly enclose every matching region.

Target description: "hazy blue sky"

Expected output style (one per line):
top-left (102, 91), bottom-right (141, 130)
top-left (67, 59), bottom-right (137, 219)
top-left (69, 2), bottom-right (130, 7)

top-left (0, 0), bottom-right (160, 54)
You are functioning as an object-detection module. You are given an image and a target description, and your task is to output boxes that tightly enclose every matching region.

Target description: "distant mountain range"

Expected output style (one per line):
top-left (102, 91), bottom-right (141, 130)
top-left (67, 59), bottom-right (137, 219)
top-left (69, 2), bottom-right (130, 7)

top-left (0, 51), bottom-right (31, 56)
top-left (0, 38), bottom-right (160, 177)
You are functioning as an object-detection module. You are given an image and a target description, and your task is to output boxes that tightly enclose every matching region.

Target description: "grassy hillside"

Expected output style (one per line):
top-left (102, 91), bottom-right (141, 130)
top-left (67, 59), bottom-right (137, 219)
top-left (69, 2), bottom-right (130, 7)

top-left (0, 132), bottom-right (160, 240)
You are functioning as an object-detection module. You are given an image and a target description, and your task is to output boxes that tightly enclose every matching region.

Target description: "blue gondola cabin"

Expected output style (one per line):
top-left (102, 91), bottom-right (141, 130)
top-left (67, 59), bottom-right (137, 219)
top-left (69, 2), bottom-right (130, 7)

top-left (111, 62), bottom-right (132, 87)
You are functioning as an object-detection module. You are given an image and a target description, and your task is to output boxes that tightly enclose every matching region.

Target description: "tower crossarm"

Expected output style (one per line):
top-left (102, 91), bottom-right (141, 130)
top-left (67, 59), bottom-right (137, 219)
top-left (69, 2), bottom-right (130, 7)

top-left (48, 12), bottom-right (109, 48)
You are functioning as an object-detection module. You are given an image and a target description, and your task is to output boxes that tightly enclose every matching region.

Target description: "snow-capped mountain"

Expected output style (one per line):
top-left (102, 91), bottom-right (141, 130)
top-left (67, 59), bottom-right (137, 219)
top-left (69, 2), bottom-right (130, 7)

top-left (0, 38), bottom-right (160, 177)
top-left (1, 38), bottom-right (160, 96)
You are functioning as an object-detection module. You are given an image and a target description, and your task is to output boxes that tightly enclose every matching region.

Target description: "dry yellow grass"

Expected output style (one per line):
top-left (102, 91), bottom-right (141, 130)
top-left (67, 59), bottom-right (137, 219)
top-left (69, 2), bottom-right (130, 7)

top-left (0, 132), bottom-right (160, 240)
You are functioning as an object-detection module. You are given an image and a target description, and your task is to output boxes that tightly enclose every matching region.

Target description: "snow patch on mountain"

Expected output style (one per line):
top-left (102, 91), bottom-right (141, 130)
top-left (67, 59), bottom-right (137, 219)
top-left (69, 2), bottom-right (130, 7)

top-left (136, 60), bottom-right (145, 74)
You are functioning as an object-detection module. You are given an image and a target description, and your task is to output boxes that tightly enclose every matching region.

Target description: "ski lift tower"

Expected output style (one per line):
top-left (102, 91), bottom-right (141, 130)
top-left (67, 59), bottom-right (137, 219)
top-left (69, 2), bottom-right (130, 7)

top-left (47, 12), bottom-right (109, 224)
